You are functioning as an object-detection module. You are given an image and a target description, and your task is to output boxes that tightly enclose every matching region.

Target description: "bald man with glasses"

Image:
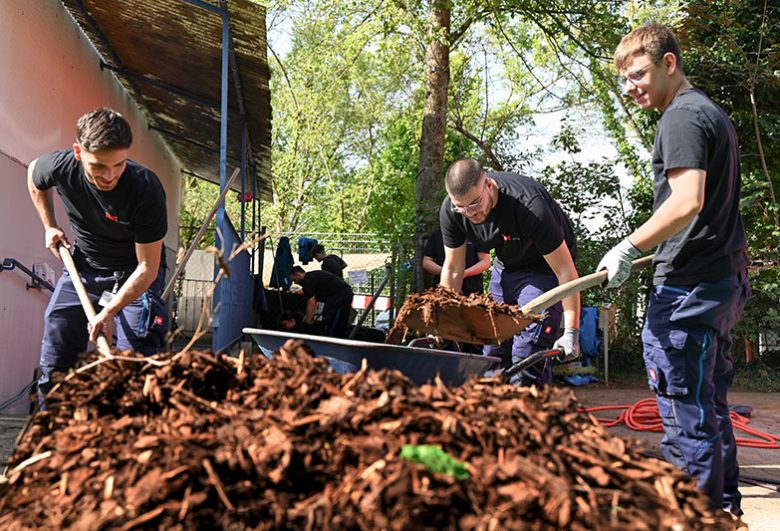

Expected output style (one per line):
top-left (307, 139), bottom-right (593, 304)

top-left (439, 158), bottom-right (581, 387)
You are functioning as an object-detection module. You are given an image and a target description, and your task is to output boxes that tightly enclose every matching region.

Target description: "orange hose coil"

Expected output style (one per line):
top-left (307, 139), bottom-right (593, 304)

top-left (581, 398), bottom-right (780, 449)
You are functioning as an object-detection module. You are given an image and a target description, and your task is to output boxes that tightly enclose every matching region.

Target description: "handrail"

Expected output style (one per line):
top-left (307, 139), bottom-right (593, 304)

top-left (1, 258), bottom-right (55, 291)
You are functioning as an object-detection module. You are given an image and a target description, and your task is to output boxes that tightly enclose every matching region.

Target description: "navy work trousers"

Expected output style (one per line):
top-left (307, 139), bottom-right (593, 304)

top-left (483, 265), bottom-right (562, 386)
top-left (37, 257), bottom-right (168, 407)
top-left (642, 270), bottom-right (751, 513)
top-left (323, 292), bottom-right (353, 338)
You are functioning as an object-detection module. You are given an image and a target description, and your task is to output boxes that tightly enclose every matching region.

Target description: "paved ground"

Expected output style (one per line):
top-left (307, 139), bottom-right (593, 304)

top-left (0, 416), bottom-right (26, 468)
top-left (574, 384), bottom-right (780, 531)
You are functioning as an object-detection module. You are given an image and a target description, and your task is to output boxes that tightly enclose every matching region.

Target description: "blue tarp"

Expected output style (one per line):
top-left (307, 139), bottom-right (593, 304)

top-left (269, 237), bottom-right (294, 290)
top-left (579, 306), bottom-right (601, 359)
top-left (212, 216), bottom-right (253, 352)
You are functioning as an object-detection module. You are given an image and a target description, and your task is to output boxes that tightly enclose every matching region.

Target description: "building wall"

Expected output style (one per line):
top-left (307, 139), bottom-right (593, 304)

top-left (0, 0), bottom-right (183, 415)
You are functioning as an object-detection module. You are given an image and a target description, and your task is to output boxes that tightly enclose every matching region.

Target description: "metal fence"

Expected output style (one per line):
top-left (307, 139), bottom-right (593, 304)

top-left (262, 232), bottom-right (415, 329)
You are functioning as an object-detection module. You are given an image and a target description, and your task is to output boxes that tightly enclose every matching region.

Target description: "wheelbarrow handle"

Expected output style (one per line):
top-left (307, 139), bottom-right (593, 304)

top-left (58, 245), bottom-right (112, 357)
top-left (521, 254), bottom-right (655, 316)
top-left (500, 349), bottom-right (562, 381)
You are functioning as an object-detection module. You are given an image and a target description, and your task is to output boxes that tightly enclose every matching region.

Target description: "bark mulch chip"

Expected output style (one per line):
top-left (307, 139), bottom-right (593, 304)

top-left (0, 342), bottom-right (735, 530)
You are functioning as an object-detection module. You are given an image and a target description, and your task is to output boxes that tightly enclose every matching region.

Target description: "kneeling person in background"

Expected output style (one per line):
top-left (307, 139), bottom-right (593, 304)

top-left (289, 266), bottom-right (354, 338)
top-left (279, 310), bottom-right (322, 336)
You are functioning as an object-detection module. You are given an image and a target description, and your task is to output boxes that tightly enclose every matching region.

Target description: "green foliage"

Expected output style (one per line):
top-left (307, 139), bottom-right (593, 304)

top-left (678, 0), bottom-right (780, 263)
top-left (736, 266), bottom-right (780, 345)
top-left (176, 0), bottom-right (779, 355)
top-left (673, 0), bottom-right (780, 356)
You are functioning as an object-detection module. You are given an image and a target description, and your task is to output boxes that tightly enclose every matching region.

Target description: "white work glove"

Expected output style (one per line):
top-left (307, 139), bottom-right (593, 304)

top-left (553, 328), bottom-right (580, 363)
top-left (596, 237), bottom-right (641, 288)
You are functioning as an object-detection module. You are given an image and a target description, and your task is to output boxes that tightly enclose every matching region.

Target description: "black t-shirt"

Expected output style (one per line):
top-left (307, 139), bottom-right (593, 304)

top-left (440, 172), bottom-right (576, 274)
top-left (651, 88), bottom-right (748, 285)
top-left (321, 254), bottom-right (347, 278)
top-left (32, 149), bottom-right (167, 270)
top-left (423, 228), bottom-right (484, 294)
top-left (301, 270), bottom-right (352, 303)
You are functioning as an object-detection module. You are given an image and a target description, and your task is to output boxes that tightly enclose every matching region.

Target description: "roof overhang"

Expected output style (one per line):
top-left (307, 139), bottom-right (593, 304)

top-left (61, 0), bottom-right (272, 199)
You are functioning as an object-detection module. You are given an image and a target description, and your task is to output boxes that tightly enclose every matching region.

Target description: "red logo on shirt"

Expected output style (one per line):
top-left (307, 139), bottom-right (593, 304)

top-left (544, 325), bottom-right (552, 334)
top-left (502, 234), bottom-right (511, 241)
top-left (154, 315), bottom-right (164, 326)
top-left (105, 212), bottom-right (119, 222)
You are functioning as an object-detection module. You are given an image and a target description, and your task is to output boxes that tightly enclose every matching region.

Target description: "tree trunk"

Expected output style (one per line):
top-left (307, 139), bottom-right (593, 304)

top-left (415, 0), bottom-right (450, 292)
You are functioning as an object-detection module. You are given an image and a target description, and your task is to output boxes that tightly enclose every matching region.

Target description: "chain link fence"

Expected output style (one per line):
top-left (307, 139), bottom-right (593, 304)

top-left (174, 228), bottom-right (418, 336)
top-left (261, 232), bottom-right (416, 329)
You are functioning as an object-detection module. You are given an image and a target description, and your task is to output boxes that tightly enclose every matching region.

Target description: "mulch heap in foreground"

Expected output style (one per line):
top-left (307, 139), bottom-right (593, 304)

top-left (0, 342), bottom-right (735, 530)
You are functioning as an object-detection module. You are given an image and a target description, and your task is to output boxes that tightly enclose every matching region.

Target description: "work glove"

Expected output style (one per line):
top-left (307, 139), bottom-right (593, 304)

top-left (596, 237), bottom-right (641, 288)
top-left (553, 327), bottom-right (580, 363)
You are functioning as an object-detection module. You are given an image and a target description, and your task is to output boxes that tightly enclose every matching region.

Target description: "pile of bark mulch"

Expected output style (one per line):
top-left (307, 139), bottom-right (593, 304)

top-left (0, 342), bottom-right (735, 530)
top-left (392, 286), bottom-right (542, 344)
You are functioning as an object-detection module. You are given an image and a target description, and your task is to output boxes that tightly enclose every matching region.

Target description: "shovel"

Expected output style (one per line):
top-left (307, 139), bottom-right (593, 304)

top-left (394, 255), bottom-right (654, 344)
top-left (58, 245), bottom-right (112, 357)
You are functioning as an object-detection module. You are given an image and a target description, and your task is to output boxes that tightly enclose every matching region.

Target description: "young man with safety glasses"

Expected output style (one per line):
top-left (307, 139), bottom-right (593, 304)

top-left (596, 24), bottom-right (751, 518)
top-left (439, 158), bottom-right (581, 387)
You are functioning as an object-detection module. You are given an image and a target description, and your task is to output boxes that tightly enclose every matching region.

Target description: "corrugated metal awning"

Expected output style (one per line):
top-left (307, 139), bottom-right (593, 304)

top-left (61, 0), bottom-right (272, 199)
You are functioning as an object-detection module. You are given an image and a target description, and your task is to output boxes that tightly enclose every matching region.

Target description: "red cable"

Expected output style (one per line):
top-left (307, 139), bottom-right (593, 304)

top-left (580, 399), bottom-right (780, 449)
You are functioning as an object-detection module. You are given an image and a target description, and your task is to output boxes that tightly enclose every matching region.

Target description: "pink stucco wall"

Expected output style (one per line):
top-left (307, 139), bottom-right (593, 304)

top-left (0, 1), bottom-right (183, 415)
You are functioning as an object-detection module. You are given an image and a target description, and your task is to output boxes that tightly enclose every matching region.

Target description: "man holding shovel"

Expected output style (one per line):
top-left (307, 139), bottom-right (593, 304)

top-left (439, 158), bottom-right (581, 387)
top-left (596, 25), bottom-right (750, 518)
top-left (28, 107), bottom-right (168, 407)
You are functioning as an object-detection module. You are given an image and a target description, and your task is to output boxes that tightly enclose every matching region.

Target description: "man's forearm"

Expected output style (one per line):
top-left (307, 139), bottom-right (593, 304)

top-left (630, 201), bottom-right (697, 252)
top-left (561, 293), bottom-right (581, 332)
top-left (103, 264), bottom-right (157, 317)
top-left (422, 257), bottom-right (442, 276)
top-left (439, 263), bottom-right (464, 292)
top-left (463, 253), bottom-right (491, 278)
top-left (305, 297), bottom-right (317, 323)
top-left (629, 169), bottom-right (704, 252)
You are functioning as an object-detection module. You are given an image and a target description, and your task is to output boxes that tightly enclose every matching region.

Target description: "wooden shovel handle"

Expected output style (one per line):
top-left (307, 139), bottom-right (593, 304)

top-left (58, 245), bottom-right (112, 356)
top-left (520, 254), bottom-right (655, 316)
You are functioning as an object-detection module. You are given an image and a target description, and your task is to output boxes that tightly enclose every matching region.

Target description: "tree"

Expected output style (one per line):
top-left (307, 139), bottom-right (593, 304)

top-left (678, 0), bottom-right (780, 257)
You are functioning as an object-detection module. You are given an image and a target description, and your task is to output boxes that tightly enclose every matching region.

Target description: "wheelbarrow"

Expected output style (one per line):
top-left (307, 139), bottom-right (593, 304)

top-left (244, 255), bottom-right (653, 387)
top-left (242, 328), bottom-right (501, 387)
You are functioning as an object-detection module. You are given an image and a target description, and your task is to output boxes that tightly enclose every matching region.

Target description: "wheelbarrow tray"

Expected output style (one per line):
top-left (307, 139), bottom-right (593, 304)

top-left (243, 328), bottom-right (500, 387)
top-left (393, 256), bottom-right (654, 344)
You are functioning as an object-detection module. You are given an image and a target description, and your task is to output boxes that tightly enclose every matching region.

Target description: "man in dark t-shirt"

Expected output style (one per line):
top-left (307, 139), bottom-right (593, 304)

top-left (598, 25), bottom-right (750, 516)
top-left (423, 228), bottom-right (490, 295)
top-left (439, 159), bottom-right (581, 387)
top-left (28, 108), bottom-right (168, 407)
top-left (311, 244), bottom-right (348, 279)
top-left (289, 266), bottom-right (354, 338)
